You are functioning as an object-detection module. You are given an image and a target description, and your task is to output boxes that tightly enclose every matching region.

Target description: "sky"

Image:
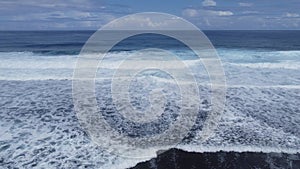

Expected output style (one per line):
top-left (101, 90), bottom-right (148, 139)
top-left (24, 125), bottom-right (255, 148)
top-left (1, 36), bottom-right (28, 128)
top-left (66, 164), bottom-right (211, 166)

top-left (0, 0), bottom-right (299, 30)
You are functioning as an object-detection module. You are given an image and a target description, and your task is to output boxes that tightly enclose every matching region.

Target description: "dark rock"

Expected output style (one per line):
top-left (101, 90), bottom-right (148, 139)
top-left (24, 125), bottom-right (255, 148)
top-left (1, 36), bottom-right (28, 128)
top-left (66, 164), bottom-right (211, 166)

top-left (131, 148), bottom-right (300, 169)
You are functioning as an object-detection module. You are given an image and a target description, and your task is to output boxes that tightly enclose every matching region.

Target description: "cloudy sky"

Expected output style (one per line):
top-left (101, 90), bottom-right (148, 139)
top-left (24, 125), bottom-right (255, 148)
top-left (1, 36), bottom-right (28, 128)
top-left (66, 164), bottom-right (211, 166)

top-left (0, 0), bottom-right (299, 30)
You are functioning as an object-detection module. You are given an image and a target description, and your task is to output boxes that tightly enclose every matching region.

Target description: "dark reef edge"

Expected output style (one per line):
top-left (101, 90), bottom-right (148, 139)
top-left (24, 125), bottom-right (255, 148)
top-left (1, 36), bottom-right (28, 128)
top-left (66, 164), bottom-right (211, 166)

top-left (131, 148), bottom-right (300, 169)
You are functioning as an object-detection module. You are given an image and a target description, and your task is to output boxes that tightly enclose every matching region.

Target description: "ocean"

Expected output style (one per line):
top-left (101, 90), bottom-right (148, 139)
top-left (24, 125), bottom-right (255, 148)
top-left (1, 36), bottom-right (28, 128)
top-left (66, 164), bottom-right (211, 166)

top-left (0, 31), bottom-right (300, 168)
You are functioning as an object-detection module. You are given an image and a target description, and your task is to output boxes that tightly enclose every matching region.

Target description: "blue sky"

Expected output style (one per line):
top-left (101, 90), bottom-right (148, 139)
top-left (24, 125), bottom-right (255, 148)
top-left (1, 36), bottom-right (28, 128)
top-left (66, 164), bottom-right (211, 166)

top-left (0, 0), bottom-right (299, 30)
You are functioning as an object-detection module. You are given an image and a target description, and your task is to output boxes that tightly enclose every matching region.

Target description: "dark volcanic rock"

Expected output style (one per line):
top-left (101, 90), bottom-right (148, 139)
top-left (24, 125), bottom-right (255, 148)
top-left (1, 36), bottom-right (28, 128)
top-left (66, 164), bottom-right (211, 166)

top-left (132, 148), bottom-right (300, 169)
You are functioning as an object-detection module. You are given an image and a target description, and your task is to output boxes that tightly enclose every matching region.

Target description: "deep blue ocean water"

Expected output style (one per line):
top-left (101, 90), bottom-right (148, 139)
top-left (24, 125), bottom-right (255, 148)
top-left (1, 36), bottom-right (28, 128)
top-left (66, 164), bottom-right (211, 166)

top-left (1, 31), bottom-right (300, 55)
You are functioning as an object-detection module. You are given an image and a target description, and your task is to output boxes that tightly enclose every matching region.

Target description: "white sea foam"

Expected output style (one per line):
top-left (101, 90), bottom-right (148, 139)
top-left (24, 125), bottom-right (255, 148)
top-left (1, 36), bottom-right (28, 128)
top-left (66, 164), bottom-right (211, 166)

top-left (1, 80), bottom-right (299, 168)
top-left (218, 49), bottom-right (300, 63)
top-left (1, 49), bottom-right (300, 168)
top-left (1, 50), bottom-right (300, 83)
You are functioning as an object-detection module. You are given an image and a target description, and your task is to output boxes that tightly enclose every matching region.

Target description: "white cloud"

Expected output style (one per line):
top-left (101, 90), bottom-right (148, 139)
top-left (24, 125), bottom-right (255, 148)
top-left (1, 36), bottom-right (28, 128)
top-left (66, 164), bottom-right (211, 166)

top-left (183, 8), bottom-right (234, 18)
top-left (0, 0), bottom-right (131, 29)
top-left (239, 3), bottom-right (253, 7)
top-left (202, 0), bottom-right (216, 7)
top-left (285, 12), bottom-right (300, 18)
top-left (208, 10), bottom-right (234, 16)
top-left (182, 9), bottom-right (198, 17)
top-left (242, 11), bottom-right (259, 14)
top-left (108, 14), bottom-right (190, 30)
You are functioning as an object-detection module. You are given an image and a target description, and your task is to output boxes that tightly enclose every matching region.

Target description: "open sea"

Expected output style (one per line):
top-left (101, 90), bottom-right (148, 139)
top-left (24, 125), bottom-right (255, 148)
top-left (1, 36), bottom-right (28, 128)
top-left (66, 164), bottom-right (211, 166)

top-left (0, 31), bottom-right (300, 168)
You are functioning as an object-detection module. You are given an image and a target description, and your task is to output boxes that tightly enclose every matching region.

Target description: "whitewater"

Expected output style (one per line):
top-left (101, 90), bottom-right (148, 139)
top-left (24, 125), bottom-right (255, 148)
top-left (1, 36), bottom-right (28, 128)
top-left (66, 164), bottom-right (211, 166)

top-left (0, 47), bottom-right (300, 168)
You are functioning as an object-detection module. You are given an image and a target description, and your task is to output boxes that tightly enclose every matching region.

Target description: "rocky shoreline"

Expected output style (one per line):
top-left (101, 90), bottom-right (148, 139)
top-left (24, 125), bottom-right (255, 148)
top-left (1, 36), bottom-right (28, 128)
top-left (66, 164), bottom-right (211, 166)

top-left (132, 148), bottom-right (300, 169)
